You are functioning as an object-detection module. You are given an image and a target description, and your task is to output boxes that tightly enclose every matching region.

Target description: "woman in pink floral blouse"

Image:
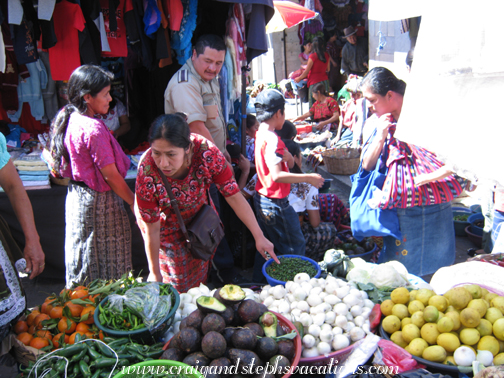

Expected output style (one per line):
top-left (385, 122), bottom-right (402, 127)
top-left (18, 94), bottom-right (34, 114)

top-left (49, 65), bottom-right (134, 287)
top-left (135, 114), bottom-right (277, 292)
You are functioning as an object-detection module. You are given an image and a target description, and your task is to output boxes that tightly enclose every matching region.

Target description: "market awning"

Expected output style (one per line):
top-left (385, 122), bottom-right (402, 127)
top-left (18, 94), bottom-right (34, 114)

top-left (393, 0), bottom-right (504, 186)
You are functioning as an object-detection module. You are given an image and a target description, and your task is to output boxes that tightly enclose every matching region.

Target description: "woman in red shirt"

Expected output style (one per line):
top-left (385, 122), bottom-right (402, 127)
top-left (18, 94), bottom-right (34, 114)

top-left (292, 83), bottom-right (340, 132)
top-left (135, 114), bottom-right (276, 292)
top-left (294, 36), bottom-right (330, 108)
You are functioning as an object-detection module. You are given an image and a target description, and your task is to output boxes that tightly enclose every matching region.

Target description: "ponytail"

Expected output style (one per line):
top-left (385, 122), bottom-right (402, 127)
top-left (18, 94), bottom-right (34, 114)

top-left (312, 37), bottom-right (327, 63)
top-left (360, 67), bottom-right (407, 97)
top-left (50, 105), bottom-right (76, 171)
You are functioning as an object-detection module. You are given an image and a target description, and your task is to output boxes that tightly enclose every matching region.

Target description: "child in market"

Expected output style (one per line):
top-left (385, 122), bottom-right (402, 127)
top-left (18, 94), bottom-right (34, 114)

top-left (252, 89), bottom-right (325, 282)
top-left (245, 114), bottom-right (259, 164)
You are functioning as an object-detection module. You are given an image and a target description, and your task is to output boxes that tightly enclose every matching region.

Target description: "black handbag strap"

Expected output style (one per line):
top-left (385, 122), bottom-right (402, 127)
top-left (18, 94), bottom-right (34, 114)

top-left (156, 168), bottom-right (192, 249)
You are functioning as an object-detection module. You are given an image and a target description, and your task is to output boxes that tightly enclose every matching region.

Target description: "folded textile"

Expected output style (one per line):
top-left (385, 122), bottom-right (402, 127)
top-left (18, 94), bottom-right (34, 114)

top-left (15, 170), bottom-right (50, 176)
top-left (15, 166), bottom-right (50, 171)
top-left (21, 180), bottom-right (50, 187)
top-left (19, 175), bottom-right (50, 181)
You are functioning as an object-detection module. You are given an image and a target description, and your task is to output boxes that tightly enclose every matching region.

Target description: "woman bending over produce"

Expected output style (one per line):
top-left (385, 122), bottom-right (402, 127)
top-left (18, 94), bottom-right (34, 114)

top-left (49, 65), bottom-right (134, 287)
top-left (135, 114), bottom-right (277, 292)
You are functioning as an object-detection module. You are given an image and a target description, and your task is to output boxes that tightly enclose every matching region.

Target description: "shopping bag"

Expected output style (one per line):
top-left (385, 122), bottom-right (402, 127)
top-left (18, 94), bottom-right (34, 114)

top-left (349, 130), bottom-right (402, 241)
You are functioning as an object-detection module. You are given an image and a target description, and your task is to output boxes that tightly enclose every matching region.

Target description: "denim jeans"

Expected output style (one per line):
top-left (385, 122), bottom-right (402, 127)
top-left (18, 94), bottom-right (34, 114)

top-left (252, 193), bottom-right (305, 282)
top-left (379, 202), bottom-right (455, 277)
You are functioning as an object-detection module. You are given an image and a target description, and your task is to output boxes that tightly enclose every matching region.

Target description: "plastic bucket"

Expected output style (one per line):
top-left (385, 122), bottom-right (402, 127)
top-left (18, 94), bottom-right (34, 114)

top-left (468, 212), bottom-right (484, 236)
top-left (263, 255), bottom-right (321, 286)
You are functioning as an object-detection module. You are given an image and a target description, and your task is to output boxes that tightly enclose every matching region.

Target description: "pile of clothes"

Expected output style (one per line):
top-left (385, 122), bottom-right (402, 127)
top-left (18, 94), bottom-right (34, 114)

top-left (13, 151), bottom-right (50, 189)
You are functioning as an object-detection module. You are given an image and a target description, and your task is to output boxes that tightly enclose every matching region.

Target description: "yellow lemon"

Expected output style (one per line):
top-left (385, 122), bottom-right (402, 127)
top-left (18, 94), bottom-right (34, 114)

top-left (484, 307), bottom-right (503, 324)
top-left (437, 316), bottom-right (454, 333)
top-left (380, 299), bottom-right (395, 317)
top-left (392, 304), bottom-right (409, 320)
top-left (402, 323), bottom-right (421, 344)
top-left (459, 328), bottom-right (481, 345)
top-left (460, 308), bottom-right (481, 328)
top-left (411, 311), bottom-right (426, 328)
top-left (467, 299), bottom-right (489, 317)
top-left (382, 315), bottom-right (401, 334)
top-left (391, 331), bottom-right (408, 348)
top-left (476, 318), bottom-right (493, 336)
top-left (422, 345), bottom-right (447, 362)
top-left (437, 333), bottom-right (460, 353)
top-left (478, 335), bottom-right (500, 356)
top-left (406, 338), bottom-right (428, 357)
top-left (429, 295), bottom-right (449, 312)
top-left (391, 287), bottom-right (410, 304)
top-left (421, 323), bottom-right (440, 345)
top-left (408, 300), bottom-right (425, 315)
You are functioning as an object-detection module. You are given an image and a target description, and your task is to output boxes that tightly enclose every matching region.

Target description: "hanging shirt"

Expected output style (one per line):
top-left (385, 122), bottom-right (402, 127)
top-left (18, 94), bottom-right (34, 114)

top-left (49, 0), bottom-right (86, 81)
top-left (100, 0), bottom-right (133, 57)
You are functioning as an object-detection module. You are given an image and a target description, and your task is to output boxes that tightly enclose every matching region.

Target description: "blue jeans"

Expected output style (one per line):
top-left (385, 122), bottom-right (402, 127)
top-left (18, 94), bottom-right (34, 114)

top-left (252, 194), bottom-right (305, 282)
top-left (379, 202), bottom-right (455, 277)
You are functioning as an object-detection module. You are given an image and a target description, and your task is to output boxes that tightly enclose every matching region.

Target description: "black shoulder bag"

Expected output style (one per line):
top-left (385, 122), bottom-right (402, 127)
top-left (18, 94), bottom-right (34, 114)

top-left (157, 169), bottom-right (224, 261)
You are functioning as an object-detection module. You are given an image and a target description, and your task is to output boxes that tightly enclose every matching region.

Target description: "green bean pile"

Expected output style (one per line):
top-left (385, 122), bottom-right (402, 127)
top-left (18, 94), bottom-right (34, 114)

top-left (266, 257), bottom-right (317, 282)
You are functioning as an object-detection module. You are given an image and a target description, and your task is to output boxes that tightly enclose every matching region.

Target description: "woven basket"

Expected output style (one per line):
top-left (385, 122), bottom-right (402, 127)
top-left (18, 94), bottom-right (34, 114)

top-left (322, 148), bottom-right (361, 175)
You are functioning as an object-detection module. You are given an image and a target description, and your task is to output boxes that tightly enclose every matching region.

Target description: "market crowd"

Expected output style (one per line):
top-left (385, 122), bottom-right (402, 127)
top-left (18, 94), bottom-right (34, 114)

top-left (1, 32), bottom-right (501, 355)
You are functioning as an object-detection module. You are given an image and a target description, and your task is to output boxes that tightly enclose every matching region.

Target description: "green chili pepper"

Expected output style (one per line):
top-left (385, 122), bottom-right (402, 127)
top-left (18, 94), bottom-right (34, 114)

top-left (90, 358), bottom-right (118, 369)
top-left (95, 341), bottom-right (114, 358)
top-left (55, 343), bottom-right (86, 357)
top-left (79, 360), bottom-right (91, 375)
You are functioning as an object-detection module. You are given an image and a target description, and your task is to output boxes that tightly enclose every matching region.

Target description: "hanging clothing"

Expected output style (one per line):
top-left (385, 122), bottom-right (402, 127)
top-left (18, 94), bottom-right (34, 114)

top-left (171, 0), bottom-right (198, 65)
top-left (162, 0), bottom-right (183, 31)
top-left (124, 0), bottom-right (154, 69)
top-left (38, 51), bottom-right (58, 123)
top-left (0, 50), bottom-right (30, 112)
top-left (155, 0), bottom-right (173, 67)
top-left (143, 0), bottom-right (161, 37)
top-left (49, 0), bottom-right (86, 81)
top-left (79, 0), bottom-right (102, 65)
top-left (100, 0), bottom-right (133, 57)
top-left (9, 59), bottom-right (47, 122)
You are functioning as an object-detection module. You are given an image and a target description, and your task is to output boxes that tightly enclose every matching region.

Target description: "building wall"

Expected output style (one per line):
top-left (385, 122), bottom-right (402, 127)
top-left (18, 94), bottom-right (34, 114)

top-left (368, 20), bottom-right (411, 81)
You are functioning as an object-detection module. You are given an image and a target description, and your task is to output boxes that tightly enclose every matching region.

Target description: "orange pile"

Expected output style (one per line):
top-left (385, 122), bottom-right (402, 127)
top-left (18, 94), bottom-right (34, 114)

top-left (14, 286), bottom-right (103, 350)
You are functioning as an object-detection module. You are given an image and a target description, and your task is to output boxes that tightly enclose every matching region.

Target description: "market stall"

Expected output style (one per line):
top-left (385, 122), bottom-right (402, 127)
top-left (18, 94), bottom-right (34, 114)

top-left (10, 251), bottom-right (504, 378)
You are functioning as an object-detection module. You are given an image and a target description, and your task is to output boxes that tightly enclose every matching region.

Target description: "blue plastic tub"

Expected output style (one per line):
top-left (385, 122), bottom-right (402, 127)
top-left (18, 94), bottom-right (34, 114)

top-left (469, 212), bottom-right (484, 236)
top-left (263, 255), bottom-right (321, 287)
top-left (351, 243), bottom-right (379, 262)
top-left (453, 207), bottom-right (472, 236)
top-left (470, 204), bottom-right (482, 213)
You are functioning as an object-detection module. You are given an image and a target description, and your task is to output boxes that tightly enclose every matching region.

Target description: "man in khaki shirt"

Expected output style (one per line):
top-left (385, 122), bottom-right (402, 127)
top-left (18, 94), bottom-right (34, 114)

top-left (164, 35), bottom-right (244, 284)
top-left (164, 35), bottom-right (227, 154)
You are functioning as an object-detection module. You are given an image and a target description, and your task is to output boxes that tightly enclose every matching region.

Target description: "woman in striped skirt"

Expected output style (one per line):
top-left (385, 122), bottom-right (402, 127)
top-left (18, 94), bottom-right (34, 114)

top-left (49, 65), bottom-right (134, 287)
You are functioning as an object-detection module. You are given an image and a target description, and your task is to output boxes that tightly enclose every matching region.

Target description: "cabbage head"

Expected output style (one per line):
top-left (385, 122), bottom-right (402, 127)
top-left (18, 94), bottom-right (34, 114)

top-left (346, 268), bottom-right (371, 284)
top-left (369, 264), bottom-right (408, 289)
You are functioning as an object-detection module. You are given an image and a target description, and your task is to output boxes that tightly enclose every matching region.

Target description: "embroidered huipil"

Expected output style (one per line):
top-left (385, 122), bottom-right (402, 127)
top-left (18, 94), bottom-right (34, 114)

top-left (135, 134), bottom-right (239, 293)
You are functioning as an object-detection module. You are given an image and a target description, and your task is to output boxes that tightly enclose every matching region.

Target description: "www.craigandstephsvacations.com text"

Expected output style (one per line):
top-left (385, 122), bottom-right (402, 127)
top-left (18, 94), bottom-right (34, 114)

top-left (120, 359), bottom-right (400, 377)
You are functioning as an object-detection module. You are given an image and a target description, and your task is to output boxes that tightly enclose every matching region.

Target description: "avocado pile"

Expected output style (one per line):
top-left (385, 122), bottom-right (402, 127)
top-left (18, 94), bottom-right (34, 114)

top-left (337, 235), bottom-right (374, 256)
top-left (162, 285), bottom-right (297, 378)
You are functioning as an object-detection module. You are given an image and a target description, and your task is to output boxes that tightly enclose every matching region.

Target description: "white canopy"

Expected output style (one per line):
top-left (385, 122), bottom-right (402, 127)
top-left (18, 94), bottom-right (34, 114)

top-left (370, 0), bottom-right (504, 186)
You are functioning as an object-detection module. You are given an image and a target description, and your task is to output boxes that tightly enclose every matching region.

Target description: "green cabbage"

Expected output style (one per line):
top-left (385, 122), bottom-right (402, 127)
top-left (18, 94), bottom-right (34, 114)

top-left (369, 264), bottom-right (409, 289)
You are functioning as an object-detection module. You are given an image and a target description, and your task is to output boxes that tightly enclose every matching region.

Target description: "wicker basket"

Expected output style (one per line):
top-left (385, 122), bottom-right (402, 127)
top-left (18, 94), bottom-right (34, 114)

top-left (321, 148), bottom-right (361, 175)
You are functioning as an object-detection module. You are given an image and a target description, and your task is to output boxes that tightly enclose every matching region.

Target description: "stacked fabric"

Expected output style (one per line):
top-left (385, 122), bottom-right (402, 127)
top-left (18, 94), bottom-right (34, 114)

top-left (12, 151), bottom-right (51, 189)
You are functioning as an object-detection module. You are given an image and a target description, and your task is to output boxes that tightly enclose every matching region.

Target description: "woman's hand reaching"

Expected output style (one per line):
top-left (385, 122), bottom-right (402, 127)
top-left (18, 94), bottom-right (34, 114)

top-left (255, 236), bottom-right (280, 264)
top-left (307, 173), bottom-right (325, 188)
top-left (147, 270), bottom-right (163, 283)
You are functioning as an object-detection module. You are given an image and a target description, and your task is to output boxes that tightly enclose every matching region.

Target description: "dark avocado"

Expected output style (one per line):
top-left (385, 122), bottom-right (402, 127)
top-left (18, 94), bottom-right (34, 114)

top-left (177, 327), bottom-right (201, 353)
top-left (221, 306), bottom-right (235, 325)
top-left (244, 322), bottom-right (264, 337)
top-left (209, 357), bottom-right (232, 378)
top-left (237, 299), bottom-right (262, 324)
top-left (197, 296), bottom-right (227, 314)
top-left (160, 348), bottom-right (185, 361)
top-left (202, 331), bottom-right (227, 359)
top-left (185, 309), bottom-right (206, 330)
top-left (231, 328), bottom-right (257, 350)
top-left (255, 337), bottom-right (278, 361)
top-left (228, 349), bottom-right (263, 374)
top-left (276, 340), bottom-right (295, 361)
top-left (268, 355), bottom-right (290, 378)
top-left (201, 313), bottom-right (226, 334)
top-left (183, 351), bottom-right (210, 368)
top-left (222, 327), bottom-right (236, 346)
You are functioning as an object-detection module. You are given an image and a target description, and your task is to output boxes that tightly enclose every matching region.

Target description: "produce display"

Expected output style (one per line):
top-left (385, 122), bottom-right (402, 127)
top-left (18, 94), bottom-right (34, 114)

top-left (162, 285), bottom-right (299, 377)
top-left (258, 273), bottom-right (375, 359)
top-left (97, 282), bottom-right (174, 332)
top-left (380, 285), bottom-right (504, 367)
top-left (19, 337), bottom-right (164, 377)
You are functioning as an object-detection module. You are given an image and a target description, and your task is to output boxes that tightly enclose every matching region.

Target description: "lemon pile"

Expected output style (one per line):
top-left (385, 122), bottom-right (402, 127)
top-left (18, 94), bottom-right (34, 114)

top-left (381, 285), bottom-right (504, 366)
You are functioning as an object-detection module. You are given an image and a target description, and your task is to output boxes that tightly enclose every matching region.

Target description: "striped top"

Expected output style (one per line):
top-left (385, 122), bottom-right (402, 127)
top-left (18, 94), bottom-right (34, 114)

top-left (378, 124), bottom-right (465, 209)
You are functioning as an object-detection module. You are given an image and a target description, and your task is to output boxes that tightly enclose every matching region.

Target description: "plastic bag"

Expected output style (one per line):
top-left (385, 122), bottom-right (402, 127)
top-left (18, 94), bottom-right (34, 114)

top-left (332, 334), bottom-right (380, 378)
top-left (374, 339), bottom-right (424, 374)
top-left (107, 283), bottom-right (171, 331)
